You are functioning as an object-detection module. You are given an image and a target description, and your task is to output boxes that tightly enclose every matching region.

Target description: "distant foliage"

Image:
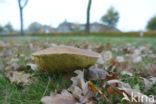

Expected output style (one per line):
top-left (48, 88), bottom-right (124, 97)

top-left (28, 22), bottom-right (42, 32)
top-left (101, 7), bottom-right (119, 28)
top-left (4, 23), bottom-right (14, 33)
top-left (147, 16), bottom-right (156, 30)
top-left (0, 25), bottom-right (4, 32)
top-left (0, 23), bottom-right (14, 34)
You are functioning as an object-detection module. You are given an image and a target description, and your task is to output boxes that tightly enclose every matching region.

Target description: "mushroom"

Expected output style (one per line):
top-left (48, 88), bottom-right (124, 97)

top-left (32, 45), bottom-right (100, 73)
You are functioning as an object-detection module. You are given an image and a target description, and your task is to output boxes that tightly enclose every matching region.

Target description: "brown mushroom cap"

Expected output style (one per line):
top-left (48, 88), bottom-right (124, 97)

top-left (32, 46), bottom-right (100, 73)
top-left (33, 46), bottom-right (100, 58)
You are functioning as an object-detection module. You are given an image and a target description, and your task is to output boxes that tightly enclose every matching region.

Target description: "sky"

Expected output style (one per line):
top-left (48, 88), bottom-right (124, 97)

top-left (0, 0), bottom-right (156, 32)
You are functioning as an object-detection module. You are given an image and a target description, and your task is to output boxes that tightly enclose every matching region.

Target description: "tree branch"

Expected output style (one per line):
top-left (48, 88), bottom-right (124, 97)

top-left (22, 0), bottom-right (28, 8)
top-left (18, 0), bottom-right (28, 9)
top-left (18, 0), bottom-right (22, 8)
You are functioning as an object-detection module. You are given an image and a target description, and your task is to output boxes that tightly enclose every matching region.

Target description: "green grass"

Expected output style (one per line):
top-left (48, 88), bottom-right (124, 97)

top-left (0, 35), bottom-right (156, 104)
top-left (0, 72), bottom-right (71, 104)
top-left (1, 35), bottom-right (156, 44)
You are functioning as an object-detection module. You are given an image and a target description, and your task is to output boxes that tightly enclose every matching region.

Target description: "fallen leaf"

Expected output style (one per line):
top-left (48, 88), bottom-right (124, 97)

top-left (0, 41), bottom-right (10, 50)
top-left (106, 79), bottom-right (131, 88)
top-left (68, 70), bottom-right (87, 92)
top-left (147, 64), bottom-right (156, 77)
top-left (5, 71), bottom-right (32, 86)
top-left (70, 86), bottom-right (83, 100)
top-left (121, 71), bottom-right (133, 76)
top-left (106, 71), bottom-right (118, 80)
top-left (68, 70), bottom-right (97, 104)
top-left (132, 55), bottom-right (142, 63)
top-left (75, 42), bottom-right (92, 49)
top-left (26, 63), bottom-right (38, 71)
top-left (122, 44), bottom-right (135, 54)
top-left (41, 90), bottom-right (77, 104)
top-left (5, 63), bottom-right (20, 71)
top-left (142, 77), bottom-right (156, 92)
top-left (93, 44), bottom-right (105, 53)
top-left (88, 81), bottom-right (103, 94)
top-left (86, 66), bottom-right (109, 80)
top-left (97, 51), bottom-right (113, 65)
top-left (116, 56), bottom-right (125, 63)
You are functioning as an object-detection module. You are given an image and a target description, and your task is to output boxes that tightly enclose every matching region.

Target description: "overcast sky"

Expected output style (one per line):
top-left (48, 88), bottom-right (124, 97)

top-left (0, 0), bottom-right (156, 32)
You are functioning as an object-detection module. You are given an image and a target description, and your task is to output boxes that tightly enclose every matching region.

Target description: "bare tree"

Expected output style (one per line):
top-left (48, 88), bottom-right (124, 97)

top-left (86, 0), bottom-right (92, 34)
top-left (18, 0), bottom-right (28, 35)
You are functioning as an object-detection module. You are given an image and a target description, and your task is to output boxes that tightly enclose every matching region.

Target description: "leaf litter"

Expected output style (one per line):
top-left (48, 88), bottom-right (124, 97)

top-left (40, 43), bottom-right (156, 104)
top-left (0, 40), bottom-right (156, 103)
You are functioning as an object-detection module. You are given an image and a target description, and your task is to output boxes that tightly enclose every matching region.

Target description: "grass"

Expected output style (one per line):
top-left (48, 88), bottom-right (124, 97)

top-left (0, 72), bottom-right (71, 104)
top-left (0, 35), bottom-right (156, 103)
top-left (1, 35), bottom-right (156, 44)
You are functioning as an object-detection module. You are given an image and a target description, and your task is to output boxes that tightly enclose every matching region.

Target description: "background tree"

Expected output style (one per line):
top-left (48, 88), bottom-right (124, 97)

top-left (147, 16), bottom-right (156, 30)
top-left (17, 0), bottom-right (28, 35)
top-left (28, 22), bottom-right (42, 33)
top-left (0, 25), bottom-right (4, 33)
top-left (86, 0), bottom-right (92, 34)
top-left (101, 7), bottom-right (119, 28)
top-left (4, 23), bottom-right (14, 33)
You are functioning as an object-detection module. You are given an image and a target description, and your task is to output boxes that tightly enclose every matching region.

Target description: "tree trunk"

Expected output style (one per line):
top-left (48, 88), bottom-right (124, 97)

top-left (19, 7), bottom-right (24, 35)
top-left (18, 0), bottom-right (28, 36)
top-left (86, 0), bottom-right (92, 34)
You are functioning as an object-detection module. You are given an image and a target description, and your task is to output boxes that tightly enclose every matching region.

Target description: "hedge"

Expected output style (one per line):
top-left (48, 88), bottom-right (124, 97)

top-left (1, 31), bottom-right (156, 37)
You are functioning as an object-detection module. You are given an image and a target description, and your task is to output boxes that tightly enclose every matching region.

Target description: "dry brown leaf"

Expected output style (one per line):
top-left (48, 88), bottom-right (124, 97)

top-left (147, 64), bottom-right (156, 77)
top-left (106, 71), bottom-right (118, 80)
top-left (116, 56), bottom-right (125, 63)
top-left (5, 63), bottom-right (20, 71)
top-left (122, 46), bottom-right (134, 54)
top-left (5, 71), bottom-right (32, 86)
top-left (88, 81), bottom-right (103, 94)
top-left (103, 80), bottom-right (131, 96)
top-left (93, 44), bottom-right (105, 53)
top-left (75, 42), bottom-right (92, 49)
top-left (117, 62), bottom-right (134, 72)
top-left (142, 77), bottom-right (156, 93)
top-left (70, 86), bottom-right (83, 100)
top-left (68, 70), bottom-right (97, 104)
top-left (97, 51), bottom-right (113, 65)
top-left (0, 41), bottom-right (10, 50)
top-left (69, 82), bottom-right (96, 104)
top-left (109, 59), bottom-right (121, 67)
top-left (41, 90), bottom-right (77, 104)
top-left (26, 63), bottom-right (38, 71)
top-left (68, 70), bottom-right (87, 92)
top-left (42, 84), bottom-right (96, 104)
top-left (121, 71), bottom-right (133, 76)
top-left (86, 66), bottom-right (109, 80)
top-left (106, 86), bottom-right (124, 96)
top-left (106, 79), bottom-right (131, 88)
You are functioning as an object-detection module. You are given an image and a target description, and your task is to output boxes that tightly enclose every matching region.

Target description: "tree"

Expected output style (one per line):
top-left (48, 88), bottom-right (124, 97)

top-left (17, 0), bottom-right (28, 35)
top-left (4, 23), bottom-right (14, 33)
top-left (147, 16), bottom-right (156, 30)
top-left (101, 7), bottom-right (119, 28)
top-left (28, 22), bottom-right (42, 33)
top-left (0, 25), bottom-right (4, 33)
top-left (86, 0), bottom-right (92, 34)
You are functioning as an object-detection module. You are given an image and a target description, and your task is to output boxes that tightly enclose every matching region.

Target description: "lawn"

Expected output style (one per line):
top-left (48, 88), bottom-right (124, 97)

top-left (0, 35), bottom-right (156, 104)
